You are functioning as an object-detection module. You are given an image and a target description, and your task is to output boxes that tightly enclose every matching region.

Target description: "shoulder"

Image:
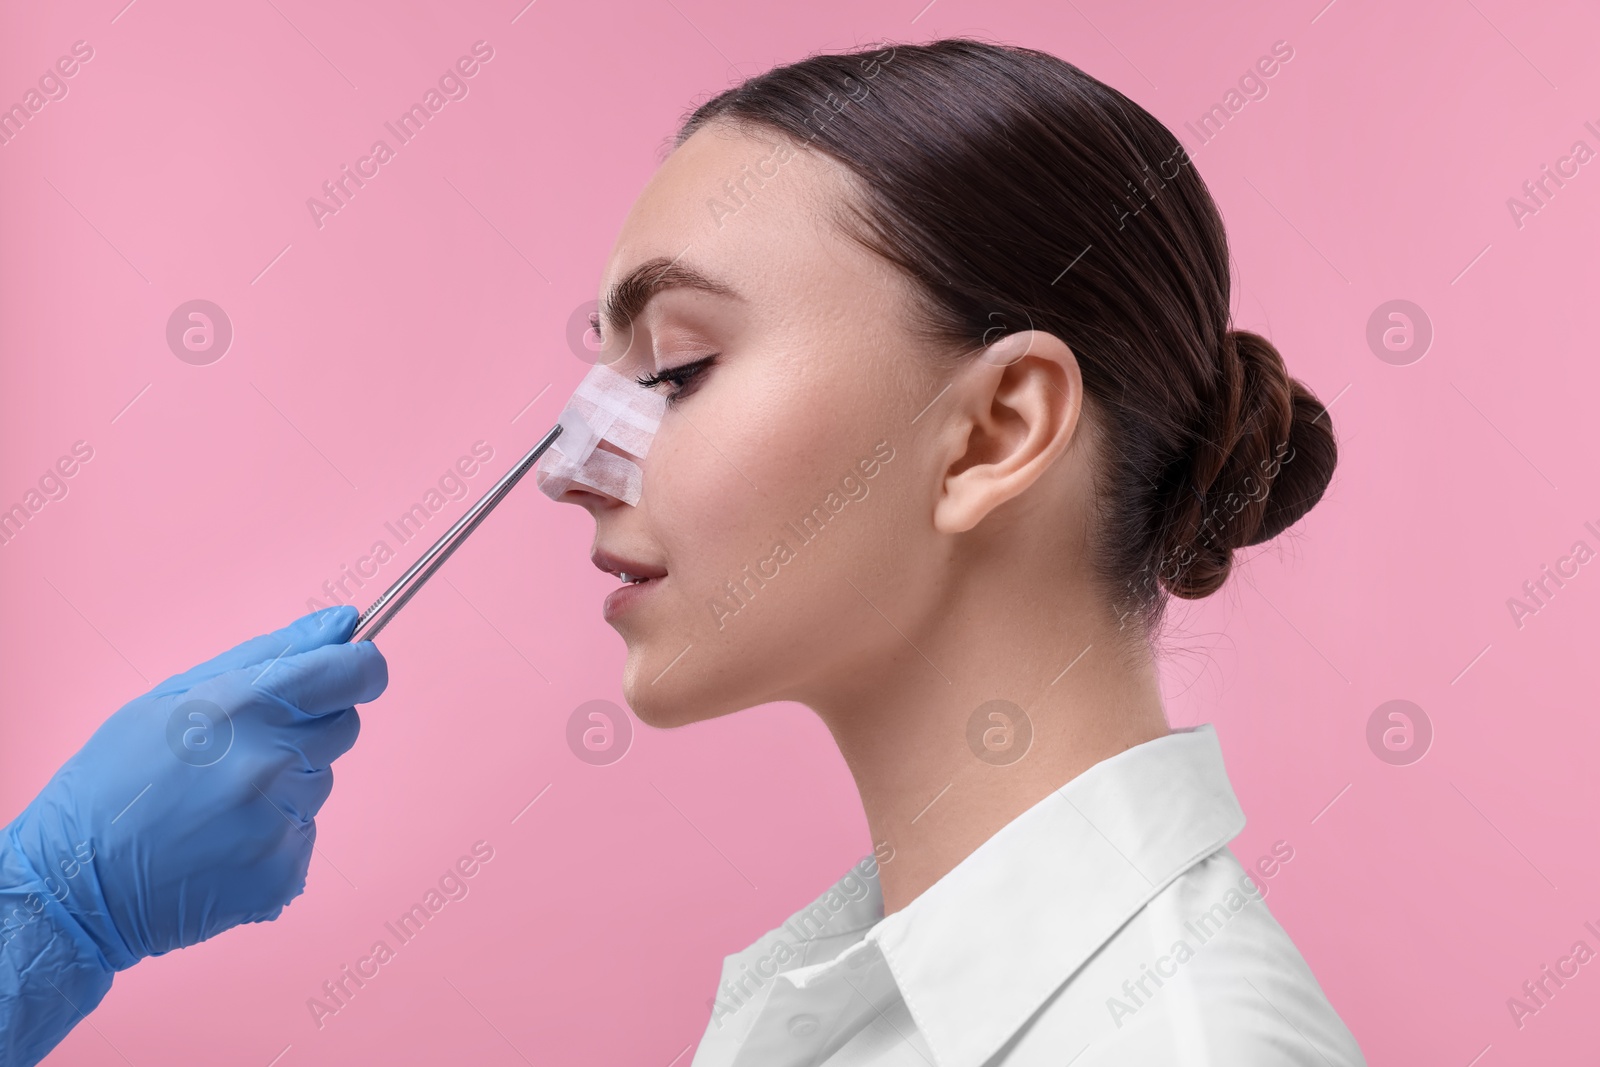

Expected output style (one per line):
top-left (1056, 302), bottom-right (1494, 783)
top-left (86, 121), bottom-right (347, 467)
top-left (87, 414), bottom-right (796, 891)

top-left (997, 847), bottom-right (1368, 1066)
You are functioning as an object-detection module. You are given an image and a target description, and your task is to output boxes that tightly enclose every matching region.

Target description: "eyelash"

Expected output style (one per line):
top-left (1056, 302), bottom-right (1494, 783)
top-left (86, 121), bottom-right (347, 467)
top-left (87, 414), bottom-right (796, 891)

top-left (587, 312), bottom-right (717, 405)
top-left (635, 354), bottom-right (716, 404)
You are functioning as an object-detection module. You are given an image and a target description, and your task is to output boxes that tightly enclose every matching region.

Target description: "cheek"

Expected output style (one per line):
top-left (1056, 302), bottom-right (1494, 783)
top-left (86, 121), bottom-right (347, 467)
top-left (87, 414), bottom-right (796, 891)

top-left (646, 366), bottom-right (854, 557)
top-left (646, 405), bottom-right (775, 574)
top-left (650, 417), bottom-right (892, 619)
top-left (636, 427), bottom-right (779, 657)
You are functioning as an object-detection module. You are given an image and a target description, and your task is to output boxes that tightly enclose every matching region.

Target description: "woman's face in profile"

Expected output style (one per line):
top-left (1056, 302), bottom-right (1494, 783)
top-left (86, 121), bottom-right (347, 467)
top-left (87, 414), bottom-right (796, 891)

top-left (561, 121), bottom-right (945, 728)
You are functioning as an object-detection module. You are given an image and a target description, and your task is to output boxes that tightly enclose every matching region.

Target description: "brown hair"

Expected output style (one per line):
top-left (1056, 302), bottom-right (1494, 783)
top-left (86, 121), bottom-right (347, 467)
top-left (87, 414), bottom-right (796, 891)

top-left (673, 36), bottom-right (1337, 635)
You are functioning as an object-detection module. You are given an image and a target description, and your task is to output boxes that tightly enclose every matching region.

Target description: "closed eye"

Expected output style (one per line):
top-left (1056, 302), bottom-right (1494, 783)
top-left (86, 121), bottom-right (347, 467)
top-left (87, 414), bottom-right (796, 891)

top-left (636, 354), bottom-right (717, 404)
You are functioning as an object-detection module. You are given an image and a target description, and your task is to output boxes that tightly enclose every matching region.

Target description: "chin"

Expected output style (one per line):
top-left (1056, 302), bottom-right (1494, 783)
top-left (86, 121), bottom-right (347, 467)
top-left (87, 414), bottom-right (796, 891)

top-left (619, 658), bottom-right (736, 730)
top-left (618, 654), bottom-right (689, 729)
top-left (621, 689), bottom-right (702, 730)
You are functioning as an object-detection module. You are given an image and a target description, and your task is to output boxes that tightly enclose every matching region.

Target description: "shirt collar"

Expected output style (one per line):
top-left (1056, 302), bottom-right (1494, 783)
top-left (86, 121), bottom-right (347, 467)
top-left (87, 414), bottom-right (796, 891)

top-left (860, 723), bottom-right (1246, 1067)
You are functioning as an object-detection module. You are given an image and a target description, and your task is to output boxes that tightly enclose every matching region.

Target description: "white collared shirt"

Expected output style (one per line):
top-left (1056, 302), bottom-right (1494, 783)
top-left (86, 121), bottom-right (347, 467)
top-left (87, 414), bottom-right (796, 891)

top-left (690, 725), bottom-right (1366, 1067)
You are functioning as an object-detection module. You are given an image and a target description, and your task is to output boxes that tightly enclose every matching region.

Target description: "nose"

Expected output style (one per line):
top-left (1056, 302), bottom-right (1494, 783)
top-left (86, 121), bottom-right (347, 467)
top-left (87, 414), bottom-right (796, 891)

top-left (538, 428), bottom-right (652, 509)
top-left (534, 360), bottom-right (667, 509)
top-left (549, 440), bottom-right (641, 511)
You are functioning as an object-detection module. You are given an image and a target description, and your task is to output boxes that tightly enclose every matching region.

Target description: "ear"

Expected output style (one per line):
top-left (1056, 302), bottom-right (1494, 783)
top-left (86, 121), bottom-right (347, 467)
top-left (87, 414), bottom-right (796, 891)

top-left (932, 330), bottom-right (1085, 535)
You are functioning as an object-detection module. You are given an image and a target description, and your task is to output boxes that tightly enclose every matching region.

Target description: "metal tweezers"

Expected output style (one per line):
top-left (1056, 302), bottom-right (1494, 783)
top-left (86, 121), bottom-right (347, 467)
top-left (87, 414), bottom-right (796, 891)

top-left (349, 423), bottom-right (563, 644)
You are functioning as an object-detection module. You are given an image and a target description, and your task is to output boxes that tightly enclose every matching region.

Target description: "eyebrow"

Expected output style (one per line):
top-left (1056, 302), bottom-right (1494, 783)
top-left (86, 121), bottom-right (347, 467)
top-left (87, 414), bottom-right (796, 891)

top-left (599, 256), bottom-right (744, 335)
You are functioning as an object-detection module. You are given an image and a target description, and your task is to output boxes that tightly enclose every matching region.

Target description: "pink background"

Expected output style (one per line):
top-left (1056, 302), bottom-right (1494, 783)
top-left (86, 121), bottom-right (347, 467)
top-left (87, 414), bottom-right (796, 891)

top-left (2, 0), bottom-right (1597, 1063)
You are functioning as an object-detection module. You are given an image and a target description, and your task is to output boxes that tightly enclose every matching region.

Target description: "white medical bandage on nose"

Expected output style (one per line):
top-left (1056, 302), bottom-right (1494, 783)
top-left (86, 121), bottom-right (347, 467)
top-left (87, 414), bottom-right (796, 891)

top-left (535, 360), bottom-right (668, 506)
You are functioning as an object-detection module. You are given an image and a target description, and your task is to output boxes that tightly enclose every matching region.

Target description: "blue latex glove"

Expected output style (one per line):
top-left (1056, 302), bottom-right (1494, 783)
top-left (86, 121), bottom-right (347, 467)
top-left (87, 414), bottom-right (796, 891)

top-left (0, 604), bottom-right (386, 1066)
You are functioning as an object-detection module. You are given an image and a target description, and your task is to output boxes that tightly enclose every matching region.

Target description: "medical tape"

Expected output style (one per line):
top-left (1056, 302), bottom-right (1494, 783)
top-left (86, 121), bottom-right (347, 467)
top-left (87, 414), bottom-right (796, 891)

top-left (535, 360), bottom-right (667, 506)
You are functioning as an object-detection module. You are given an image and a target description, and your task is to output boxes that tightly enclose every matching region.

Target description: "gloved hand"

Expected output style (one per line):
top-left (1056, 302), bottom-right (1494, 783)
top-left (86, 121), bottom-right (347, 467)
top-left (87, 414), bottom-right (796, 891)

top-left (0, 604), bottom-right (386, 1065)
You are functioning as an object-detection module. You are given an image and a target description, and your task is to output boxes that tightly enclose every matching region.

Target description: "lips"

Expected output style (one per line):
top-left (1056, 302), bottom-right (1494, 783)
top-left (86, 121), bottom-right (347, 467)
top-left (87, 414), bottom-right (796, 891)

top-left (596, 548), bottom-right (666, 623)
top-left (591, 548), bottom-right (668, 583)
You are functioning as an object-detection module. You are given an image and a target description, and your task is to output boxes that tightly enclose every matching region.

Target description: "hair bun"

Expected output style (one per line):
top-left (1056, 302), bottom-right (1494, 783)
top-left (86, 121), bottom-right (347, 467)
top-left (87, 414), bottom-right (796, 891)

top-left (1158, 328), bottom-right (1338, 599)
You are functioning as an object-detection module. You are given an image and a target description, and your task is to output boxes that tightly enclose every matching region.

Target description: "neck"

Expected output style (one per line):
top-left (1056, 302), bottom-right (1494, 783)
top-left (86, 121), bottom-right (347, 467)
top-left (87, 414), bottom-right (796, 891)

top-left (803, 588), bottom-right (1169, 917)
